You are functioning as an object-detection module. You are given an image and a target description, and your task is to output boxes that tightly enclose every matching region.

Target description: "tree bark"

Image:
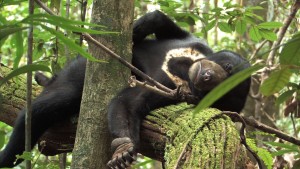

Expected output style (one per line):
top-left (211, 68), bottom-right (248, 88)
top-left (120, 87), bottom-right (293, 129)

top-left (70, 1), bottom-right (134, 168)
top-left (0, 65), bottom-right (41, 126)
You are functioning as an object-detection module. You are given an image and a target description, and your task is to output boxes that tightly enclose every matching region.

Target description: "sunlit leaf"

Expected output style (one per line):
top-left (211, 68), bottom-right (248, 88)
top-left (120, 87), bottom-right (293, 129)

top-left (205, 20), bottom-right (216, 31)
top-left (280, 33), bottom-right (300, 66)
top-left (235, 19), bottom-right (247, 34)
top-left (13, 31), bottom-right (24, 69)
top-left (260, 68), bottom-right (292, 96)
top-left (194, 64), bottom-right (263, 113)
top-left (0, 15), bottom-right (8, 25)
top-left (258, 22), bottom-right (283, 29)
top-left (247, 138), bottom-right (273, 169)
top-left (249, 26), bottom-right (262, 42)
top-left (244, 15), bottom-right (256, 25)
top-left (0, 64), bottom-right (51, 87)
top-left (16, 151), bottom-right (32, 161)
top-left (218, 22), bottom-right (232, 33)
top-left (259, 29), bottom-right (277, 41)
top-left (276, 90), bottom-right (295, 105)
top-left (246, 6), bottom-right (264, 10)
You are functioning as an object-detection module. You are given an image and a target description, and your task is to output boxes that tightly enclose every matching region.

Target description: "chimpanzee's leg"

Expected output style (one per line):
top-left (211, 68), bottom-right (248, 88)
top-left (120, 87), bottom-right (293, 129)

top-left (133, 10), bottom-right (190, 43)
top-left (0, 86), bottom-right (81, 168)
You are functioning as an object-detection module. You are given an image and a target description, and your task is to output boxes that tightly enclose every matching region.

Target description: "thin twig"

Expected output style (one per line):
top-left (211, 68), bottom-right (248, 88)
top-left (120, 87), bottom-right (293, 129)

top-left (34, 0), bottom-right (56, 15)
top-left (64, 0), bottom-right (71, 62)
top-left (129, 76), bottom-right (199, 103)
top-left (26, 0), bottom-right (34, 168)
top-left (249, 40), bottom-right (268, 61)
top-left (82, 33), bottom-right (174, 93)
top-left (223, 112), bottom-right (263, 169)
top-left (129, 76), bottom-right (175, 99)
top-left (79, 0), bottom-right (87, 46)
top-left (241, 115), bottom-right (300, 146)
top-left (266, 0), bottom-right (300, 66)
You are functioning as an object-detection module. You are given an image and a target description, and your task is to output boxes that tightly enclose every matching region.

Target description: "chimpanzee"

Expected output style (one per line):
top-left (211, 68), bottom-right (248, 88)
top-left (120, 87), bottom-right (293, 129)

top-left (0, 10), bottom-right (250, 168)
top-left (106, 11), bottom-right (250, 168)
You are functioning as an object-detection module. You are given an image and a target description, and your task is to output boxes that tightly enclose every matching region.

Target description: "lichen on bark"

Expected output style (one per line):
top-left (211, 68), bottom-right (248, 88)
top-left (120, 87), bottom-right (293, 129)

top-left (147, 103), bottom-right (246, 169)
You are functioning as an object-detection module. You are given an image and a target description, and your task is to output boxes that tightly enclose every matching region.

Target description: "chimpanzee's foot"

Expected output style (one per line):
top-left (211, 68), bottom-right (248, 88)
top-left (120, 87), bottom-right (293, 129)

top-left (107, 137), bottom-right (137, 169)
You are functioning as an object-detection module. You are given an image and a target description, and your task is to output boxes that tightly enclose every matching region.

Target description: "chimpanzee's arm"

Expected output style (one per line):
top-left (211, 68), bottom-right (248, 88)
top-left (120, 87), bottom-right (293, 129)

top-left (167, 57), bottom-right (194, 81)
top-left (107, 86), bottom-right (176, 168)
top-left (0, 87), bottom-right (80, 168)
top-left (133, 10), bottom-right (190, 43)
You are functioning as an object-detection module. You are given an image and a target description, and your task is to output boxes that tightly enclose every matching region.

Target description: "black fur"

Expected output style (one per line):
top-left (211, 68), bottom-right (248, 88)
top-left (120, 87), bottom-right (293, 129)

top-left (0, 11), bottom-right (250, 168)
top-left (107, 11), bottom-right (250, 168)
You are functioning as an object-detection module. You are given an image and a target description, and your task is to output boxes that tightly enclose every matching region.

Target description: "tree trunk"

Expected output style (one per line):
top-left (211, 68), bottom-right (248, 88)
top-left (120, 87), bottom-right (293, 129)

top-left (70, 1), bottom-right (134, 168)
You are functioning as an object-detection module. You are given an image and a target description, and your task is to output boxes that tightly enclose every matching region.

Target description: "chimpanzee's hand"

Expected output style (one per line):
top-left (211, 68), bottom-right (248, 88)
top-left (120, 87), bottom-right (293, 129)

top-left (107, 137), bottom-right (137, 169)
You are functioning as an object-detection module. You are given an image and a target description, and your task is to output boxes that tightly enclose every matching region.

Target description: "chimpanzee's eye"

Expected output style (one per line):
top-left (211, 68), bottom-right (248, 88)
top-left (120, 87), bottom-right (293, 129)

top-left (224, 63), bottom-right (233, 73)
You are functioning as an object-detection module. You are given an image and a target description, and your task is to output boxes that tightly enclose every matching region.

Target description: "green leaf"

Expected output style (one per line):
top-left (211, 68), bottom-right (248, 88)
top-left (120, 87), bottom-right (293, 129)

top-left (218, 22), bottom-right (232, 33)
top-left (132, 159), bottom-right (154, 168)
top-left (259, 29), bottom-right (277, 41)
top-left (247, 138), bottom-right (273, 169)
top-left (23, 14), bottom-right (106, 28)
top-left (0, 130), bottom-right (5, 150)
top-left (280, 33), bottom-right (300, 66)
top-left (249, 26), bottom-right (262, 42)
top-left (205, 20), bottom-right (216, 31)
top-left (251, 13), bottom-right (264, 21)
top-left (235, 19), bottom-right (247, 34)
top-left (260, 68), bottom-right (292, 96)
top-left (244, 15), bottom-right (257, 25)
top-left (0, 25), bottom-right (28, 40)
top-left (16, 151), bottom-right (33, 161)
top-left (40, 25), bottom-right (104, 63)
top-left (194, 64), bottom-right (263, 113)
top-left (272, 149), bottom-right (297, 156)
top-left (28, 18), bottom-right (113, 35)
top-left (0, 64), bottom-right (51, 87)
top-left (257, 147), bottom-right (273, 169)
top-left (0, 0), bottom-right (27, 6)
top-left (246, 6), bottom-right (264, 10)
top-left (258, 22), bottom-right (283, 29)
top-left (211, 7), bottom-right (223, 13)
top-left (276, 90), bottom-right (295, 105)
top-left (0, 15), bottom-right (8, 25)
top-left (265, 141), bottom-right (298, 150)
top-left (13, 31), bottom-right (24, 69)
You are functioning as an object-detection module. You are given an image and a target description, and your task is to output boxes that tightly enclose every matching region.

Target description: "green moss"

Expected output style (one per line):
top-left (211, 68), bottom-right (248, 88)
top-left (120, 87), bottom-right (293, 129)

top-left (149, 103), bottom-right (246, 169)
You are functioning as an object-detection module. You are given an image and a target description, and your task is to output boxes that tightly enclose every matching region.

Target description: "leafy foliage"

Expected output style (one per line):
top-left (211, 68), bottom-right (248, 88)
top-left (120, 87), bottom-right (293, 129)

top-left (266, 141), bottom-right (300, 158)
top-left (260, 68), bottom-right (293, 96)
top-left (280, 32), bottom-right (300, 66)
top-left (247, 138), bottom-right (273, 169)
